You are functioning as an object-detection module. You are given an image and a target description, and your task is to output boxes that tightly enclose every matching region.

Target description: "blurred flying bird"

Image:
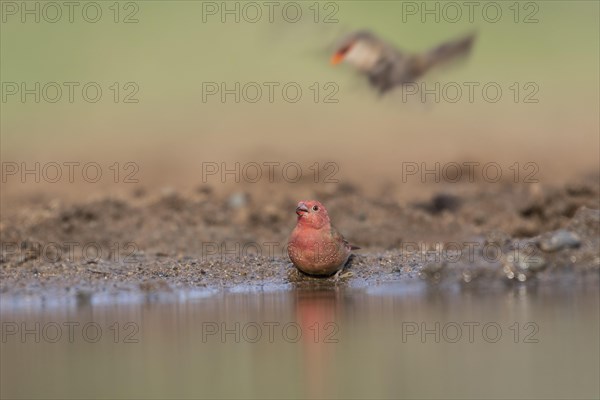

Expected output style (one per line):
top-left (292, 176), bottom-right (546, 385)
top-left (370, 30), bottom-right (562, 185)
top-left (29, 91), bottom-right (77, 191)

top-left (288, 200), bottom-right (359, 277)
top-left (331, 31), bottom-right (476, 94)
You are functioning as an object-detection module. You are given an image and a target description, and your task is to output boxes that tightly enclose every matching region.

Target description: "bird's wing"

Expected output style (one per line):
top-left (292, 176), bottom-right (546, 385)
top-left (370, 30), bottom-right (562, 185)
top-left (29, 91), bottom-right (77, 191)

top-left (330, 225), bottom-right (360, 250)
top-left (417, 33), bottom-right (476, 73)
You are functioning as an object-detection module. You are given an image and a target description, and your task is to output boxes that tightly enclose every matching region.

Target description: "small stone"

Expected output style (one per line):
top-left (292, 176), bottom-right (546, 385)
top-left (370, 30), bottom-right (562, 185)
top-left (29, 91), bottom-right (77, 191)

top-left (420, 261), bottom-right (446, 282)
top-left (228, 192), bottom-right (248, 209)
top-left (509, 250), bottom-right (547, 272)
top-left (462, 271), bottom-right (472, 283)
top-left (503, 249), bottom-right (546, 280)
top-left (538, 230), bottom-right (581, 252)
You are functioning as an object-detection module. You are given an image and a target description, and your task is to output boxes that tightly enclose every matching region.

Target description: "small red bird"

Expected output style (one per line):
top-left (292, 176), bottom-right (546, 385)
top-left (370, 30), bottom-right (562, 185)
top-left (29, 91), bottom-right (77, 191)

top-left (288, 200), bottom-right (359, 277)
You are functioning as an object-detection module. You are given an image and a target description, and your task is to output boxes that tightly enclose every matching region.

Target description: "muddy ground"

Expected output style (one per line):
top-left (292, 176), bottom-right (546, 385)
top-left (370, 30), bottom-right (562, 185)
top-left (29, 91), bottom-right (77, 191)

top-left (1, 173), bottom-right (599, 304)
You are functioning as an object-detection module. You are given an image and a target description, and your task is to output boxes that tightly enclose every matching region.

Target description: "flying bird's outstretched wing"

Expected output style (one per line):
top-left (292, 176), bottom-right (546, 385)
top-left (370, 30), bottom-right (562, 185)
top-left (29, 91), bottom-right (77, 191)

top-left (415, 33), bottom-right (476, 76)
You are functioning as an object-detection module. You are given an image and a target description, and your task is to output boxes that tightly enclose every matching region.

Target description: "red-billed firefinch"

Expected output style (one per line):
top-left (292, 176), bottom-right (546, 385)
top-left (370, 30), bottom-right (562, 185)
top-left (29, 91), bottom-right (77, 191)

top-left (288, 200), bottom-right (359, 276)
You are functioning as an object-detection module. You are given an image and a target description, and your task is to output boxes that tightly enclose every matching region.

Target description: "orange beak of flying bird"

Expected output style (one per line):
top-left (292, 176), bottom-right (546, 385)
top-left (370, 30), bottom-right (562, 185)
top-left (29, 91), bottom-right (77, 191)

top-left (331, 43), bottom-right (352, 65)
top-left (330, 51), bottom-right (345, 65)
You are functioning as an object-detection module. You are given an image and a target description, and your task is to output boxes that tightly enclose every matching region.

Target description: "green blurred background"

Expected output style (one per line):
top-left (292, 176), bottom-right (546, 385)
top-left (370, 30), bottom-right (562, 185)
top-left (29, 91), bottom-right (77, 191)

top-left (1, 0), bottom-right (599, 197)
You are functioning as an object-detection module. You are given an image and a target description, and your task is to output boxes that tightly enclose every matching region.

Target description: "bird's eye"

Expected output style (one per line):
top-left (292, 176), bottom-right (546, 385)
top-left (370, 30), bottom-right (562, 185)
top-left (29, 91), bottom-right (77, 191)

top-left (312, 205), bottom-right (319, 211)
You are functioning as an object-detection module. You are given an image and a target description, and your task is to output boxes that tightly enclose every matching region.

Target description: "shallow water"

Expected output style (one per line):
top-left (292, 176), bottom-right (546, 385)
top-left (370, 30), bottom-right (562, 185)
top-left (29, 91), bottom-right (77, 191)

top-left (1, 279), bottom-right (599, 399)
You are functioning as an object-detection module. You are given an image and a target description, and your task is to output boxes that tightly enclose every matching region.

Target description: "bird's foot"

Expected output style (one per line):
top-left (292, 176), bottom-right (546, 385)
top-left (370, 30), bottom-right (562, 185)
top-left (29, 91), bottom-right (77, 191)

top-left (332, 268), bottom-right (354, 282)
top-left (332, 268), bottom-right (343, 282)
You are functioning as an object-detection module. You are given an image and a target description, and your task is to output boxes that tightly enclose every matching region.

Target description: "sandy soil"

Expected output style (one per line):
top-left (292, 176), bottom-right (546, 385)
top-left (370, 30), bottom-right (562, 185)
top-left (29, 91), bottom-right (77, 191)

top-left (1, 172), bottom-right (599, 303)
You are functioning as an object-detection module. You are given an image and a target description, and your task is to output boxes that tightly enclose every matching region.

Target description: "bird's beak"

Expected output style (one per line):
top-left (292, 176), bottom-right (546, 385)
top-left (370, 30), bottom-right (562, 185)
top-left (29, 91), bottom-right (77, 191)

top-left (296, 203), bottom-right (309, 216)
top-left (330, 52), bottom-right (344, 65)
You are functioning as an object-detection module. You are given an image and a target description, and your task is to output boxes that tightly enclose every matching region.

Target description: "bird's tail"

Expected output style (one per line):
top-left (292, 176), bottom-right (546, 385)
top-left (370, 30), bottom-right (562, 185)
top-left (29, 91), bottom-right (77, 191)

top-left (415, 33), bottom-right (476, 75)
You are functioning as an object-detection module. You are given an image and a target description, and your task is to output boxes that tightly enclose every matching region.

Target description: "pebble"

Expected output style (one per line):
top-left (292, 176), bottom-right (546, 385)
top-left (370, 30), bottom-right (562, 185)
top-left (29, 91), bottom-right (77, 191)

top-left (503, 249), bottom-right (547, 281)
top-left (514, 252), bottom-right (546, 272)
top-left (228, 192), bottom-right (248, 209)
top-left (538, 230), bottom-right (581, 252)
top-left (419, 261), bottom-right (446, 282)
